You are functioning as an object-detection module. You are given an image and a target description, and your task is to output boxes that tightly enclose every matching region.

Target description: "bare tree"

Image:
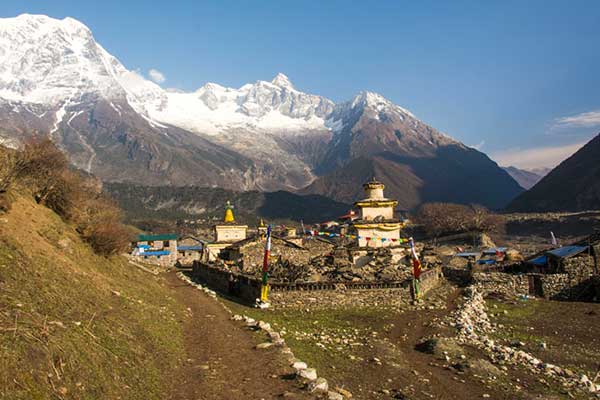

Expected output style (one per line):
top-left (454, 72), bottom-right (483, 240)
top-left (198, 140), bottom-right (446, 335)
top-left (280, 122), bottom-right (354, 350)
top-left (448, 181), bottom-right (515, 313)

top-left (416, 202), bottom-right (504, 237)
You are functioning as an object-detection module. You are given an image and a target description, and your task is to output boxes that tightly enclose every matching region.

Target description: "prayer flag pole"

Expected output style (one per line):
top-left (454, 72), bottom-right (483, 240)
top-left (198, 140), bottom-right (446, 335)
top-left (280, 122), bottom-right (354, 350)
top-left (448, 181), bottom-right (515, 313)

top-left (409, 237), bottom-right (422, 301)
top-left (260, 225), bottom-right (272, 304)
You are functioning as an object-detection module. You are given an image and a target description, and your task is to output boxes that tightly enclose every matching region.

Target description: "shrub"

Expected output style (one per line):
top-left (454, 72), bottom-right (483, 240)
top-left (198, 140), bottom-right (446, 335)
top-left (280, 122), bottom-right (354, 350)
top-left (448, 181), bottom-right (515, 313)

top-left (0, 145), bottom-right (29, 204)
top-left (3, 136), bottom-right (133, 255)
top-left (84, 221), bottom-right (133, 256)
top-left (17, 137), bottom-right (70, 208)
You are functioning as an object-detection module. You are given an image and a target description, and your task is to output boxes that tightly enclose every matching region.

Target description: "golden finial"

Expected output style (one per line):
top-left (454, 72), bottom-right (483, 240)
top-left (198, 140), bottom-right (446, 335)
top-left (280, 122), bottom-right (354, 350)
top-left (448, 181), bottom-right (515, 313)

top-left (224, 200), bottom-right (235, 223)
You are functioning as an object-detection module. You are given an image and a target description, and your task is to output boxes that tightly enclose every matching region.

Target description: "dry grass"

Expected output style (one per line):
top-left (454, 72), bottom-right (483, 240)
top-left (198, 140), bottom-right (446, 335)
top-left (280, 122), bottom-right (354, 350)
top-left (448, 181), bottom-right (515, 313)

top-left (0, 194), bottom-right (186, 399)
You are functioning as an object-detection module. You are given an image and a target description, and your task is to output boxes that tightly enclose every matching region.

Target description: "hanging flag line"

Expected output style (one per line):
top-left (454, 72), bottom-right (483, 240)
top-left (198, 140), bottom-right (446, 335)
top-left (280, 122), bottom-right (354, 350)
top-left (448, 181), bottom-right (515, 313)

top-left (301, 230), bottom-right (410, 243)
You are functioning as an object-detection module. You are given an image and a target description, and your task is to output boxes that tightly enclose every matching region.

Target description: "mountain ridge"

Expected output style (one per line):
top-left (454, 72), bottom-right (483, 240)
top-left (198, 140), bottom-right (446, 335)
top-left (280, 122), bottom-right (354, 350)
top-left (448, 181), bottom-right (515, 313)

top-left (507, 133), bottom-right (600, 212)
top-left (0, 13), bottom-right (524, 209)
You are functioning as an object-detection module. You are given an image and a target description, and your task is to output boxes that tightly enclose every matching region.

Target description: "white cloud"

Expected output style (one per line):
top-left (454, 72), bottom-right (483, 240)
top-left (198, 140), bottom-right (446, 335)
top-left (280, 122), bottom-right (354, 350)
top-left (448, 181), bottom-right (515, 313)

top-left (470, 140), bottom-right (485, 150)
top-left (554, 110), bottom-right (600, 128)
top-left (491, 141), bottom-right (587, 170)
top-left (148, 68), bottom-right (166, 84)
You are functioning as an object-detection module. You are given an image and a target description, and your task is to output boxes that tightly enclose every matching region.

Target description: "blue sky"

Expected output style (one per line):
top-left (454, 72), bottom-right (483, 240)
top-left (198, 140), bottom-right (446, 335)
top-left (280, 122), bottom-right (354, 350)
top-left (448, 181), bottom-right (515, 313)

top-left (2, 0), bottom-right (599, 169)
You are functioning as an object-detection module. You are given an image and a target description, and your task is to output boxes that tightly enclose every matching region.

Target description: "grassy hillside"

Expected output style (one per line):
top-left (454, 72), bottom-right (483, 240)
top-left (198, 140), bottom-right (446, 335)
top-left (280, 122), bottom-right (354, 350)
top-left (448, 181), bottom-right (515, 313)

top-left (0, 192), bottom-right (186, 399)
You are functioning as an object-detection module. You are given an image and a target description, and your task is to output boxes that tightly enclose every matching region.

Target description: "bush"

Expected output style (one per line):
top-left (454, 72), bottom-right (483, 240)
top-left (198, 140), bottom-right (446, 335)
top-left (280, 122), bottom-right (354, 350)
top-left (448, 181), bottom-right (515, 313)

top-left (0, 145), bottom-right (29, 202)
top-left (84, 221), bottom-right (133, 256)
top-left (3, 136), bottom-right (133, 255)
top-left (416, 203), bottom-right (504, 237)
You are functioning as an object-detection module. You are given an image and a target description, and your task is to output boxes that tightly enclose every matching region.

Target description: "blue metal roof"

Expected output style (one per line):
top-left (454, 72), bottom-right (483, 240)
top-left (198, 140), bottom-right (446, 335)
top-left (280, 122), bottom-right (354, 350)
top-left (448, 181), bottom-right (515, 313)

top-left (477, 259), bottom-right (497, 265)
top-left (142, 250), bottom-right (171, 256)
top-left (482, 247), bottom-right (508, 255)
top-left (178, 246), bottom-right (203, 251)
top-left (547, 245), bottom-right (588, 259)
top-left (455, 252), bottom-right (480, 258)
top-left (529, 255), bottom-right (548, 266)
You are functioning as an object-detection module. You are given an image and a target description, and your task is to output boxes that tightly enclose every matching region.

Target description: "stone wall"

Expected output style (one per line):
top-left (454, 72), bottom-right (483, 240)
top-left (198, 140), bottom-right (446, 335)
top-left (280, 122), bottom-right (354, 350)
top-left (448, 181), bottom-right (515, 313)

top-left (538, 274), bottom-right (570, 299)
top-left (472, 272), bottom-right (529, 297)
top-left (471, 261), bottom-right (599, 301)
top-left (191, 261), bottom-right (442, 307)
top-left (192, 262), bottom-right (261, 303)
top-left (563, 255), bottom-right (596, 283)
top-left (270, 266), bottom-right (442, 309)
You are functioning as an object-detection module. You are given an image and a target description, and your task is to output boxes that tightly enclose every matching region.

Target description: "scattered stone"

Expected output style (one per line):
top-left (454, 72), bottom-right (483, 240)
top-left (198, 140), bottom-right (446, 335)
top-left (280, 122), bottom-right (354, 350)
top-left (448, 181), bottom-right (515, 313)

top-left (297, 368), bottom-right (317, 381)
top-left (292, 361), bottom-right (307, 371)
top-left (308, 377), bottom-right (329, 392)
top-left (256, 342), bottom-right (274, 350)
top-left (334, 387), bottom-right (353, 398)
top-left (327, 391), bottom-right (344, 400)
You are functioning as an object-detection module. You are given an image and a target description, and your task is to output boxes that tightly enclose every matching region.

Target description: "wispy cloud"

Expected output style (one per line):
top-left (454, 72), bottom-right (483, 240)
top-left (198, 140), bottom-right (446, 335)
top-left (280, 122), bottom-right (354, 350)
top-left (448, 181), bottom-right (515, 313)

top-left (148, 68), bottom-right (166, 84)
top-left (470, 140), bottom-right (485, 150)
top-left (491, 141), bottom-right (587, 170)
top-left (554, 110), bottom-right (600, 128)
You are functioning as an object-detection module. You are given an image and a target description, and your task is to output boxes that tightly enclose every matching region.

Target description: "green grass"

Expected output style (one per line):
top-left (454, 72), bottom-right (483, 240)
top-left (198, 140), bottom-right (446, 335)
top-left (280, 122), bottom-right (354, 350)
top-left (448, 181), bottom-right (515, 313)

top-left (223, 299), bottom-right (395, 385)
top-left (0, 194), bottom-right (186, 399)
top-left (486, 298), bottom-right (600, 379)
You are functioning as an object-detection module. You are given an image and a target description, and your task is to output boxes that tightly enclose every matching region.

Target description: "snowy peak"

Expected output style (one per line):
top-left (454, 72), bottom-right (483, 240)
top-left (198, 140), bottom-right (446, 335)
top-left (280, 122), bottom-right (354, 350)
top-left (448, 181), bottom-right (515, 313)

top-left (0, 13), bottom-right (164, 111)
top-left (271, 73), bottom-right (294, 89)
top-left (0, 13), bottom-right (454, 144)
top-left (148, 72), bottom-right (335, 135)
top-left (349, 91), bottom-right (415, 118)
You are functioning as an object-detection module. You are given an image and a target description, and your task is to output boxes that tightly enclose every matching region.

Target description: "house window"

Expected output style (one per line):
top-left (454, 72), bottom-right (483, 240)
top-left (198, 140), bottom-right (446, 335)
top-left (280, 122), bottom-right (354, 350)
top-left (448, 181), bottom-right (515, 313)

top-left (163, 240), bottom-right (170, 247)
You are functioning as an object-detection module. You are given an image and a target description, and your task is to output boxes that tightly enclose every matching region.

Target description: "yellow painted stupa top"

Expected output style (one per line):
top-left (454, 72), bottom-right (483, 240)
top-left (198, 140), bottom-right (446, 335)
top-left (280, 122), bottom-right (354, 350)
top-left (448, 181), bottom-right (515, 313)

top-left (224, 200), bottom-right (235, 223)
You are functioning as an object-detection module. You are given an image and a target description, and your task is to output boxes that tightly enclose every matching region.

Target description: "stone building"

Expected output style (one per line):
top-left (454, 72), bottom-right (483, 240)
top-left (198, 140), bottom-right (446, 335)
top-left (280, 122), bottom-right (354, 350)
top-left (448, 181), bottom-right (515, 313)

top-left (132, 234), bottom-right (178, 266)
top-left (352, 179), bottom-right (404, 248)
top-left (205, 201), bottom-right (248, 261)
top-left (177, 236), bottom-right (204, 265)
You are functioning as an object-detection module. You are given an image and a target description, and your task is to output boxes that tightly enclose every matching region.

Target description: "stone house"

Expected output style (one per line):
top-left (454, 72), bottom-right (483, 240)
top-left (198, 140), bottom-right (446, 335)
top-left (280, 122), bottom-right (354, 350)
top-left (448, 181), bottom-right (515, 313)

top-left (177, 236), bottom-right (204, 266)
top-left (132, 234), bottom-right (178, 266)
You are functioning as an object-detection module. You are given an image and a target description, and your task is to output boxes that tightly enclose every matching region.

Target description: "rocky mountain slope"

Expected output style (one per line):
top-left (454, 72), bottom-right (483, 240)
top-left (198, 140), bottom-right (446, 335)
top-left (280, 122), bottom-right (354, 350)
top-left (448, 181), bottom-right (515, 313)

top-left (502, 166), bottom-right (547, 190)
top-left (507, 133), bottom-right (600, 212)
top-left (302, 92), bottom-right (523, 209)
top-left (0, 14), bottom-right (523, 209)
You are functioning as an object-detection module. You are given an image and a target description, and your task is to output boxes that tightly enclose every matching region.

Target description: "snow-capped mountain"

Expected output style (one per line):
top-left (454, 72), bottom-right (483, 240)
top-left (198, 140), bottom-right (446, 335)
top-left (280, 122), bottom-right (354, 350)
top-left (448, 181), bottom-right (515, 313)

top-left (148, 73), bottom-right (334, 136)
top-left (0, 14), bottom-right (523, 208)
top-left (0, 14), bottom-right (164, 111)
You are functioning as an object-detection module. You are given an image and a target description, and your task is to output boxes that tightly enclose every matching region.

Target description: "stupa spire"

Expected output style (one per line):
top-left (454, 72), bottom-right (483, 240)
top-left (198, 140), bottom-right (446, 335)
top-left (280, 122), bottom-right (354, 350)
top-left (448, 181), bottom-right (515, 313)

top-left (224, 200), bottom-right (235, 223)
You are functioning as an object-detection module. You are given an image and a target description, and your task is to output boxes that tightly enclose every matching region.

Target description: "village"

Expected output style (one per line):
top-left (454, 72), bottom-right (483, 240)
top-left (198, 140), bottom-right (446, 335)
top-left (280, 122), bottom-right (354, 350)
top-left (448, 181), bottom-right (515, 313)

top-left (129, 179), bottom-right (600, 399)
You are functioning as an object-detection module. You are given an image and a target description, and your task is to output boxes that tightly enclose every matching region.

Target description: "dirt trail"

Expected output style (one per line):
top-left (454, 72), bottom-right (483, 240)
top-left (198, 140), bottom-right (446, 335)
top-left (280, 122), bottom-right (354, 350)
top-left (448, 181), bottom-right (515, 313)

top-left (164, 272), bottom-right (314, 400)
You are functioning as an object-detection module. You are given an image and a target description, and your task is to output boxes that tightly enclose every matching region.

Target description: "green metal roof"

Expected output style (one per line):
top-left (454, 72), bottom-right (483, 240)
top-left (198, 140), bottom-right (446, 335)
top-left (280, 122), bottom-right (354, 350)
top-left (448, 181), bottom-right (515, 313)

top-left (137, 234), bottom-right (178, 241)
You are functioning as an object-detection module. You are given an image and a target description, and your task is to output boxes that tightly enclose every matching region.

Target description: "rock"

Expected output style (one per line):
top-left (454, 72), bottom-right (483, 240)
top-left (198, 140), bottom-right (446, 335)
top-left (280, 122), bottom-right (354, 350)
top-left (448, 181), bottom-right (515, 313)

top-left (328, 391), bottom-right (344, 400)
top-left (297, 368), bottom-right (317, 381)
top-left (334, 387), bottom-right (353, 398)
top-left (258, 321), bottom-right (271, 331)
top-left (256, 342), bottom-right (274, 349)
top-left (245, 318), bottom-right (256, 327)
top-left (291, 361), bottom-right (307, 370)
top-left (308, 377), bottom-right (329, 392)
